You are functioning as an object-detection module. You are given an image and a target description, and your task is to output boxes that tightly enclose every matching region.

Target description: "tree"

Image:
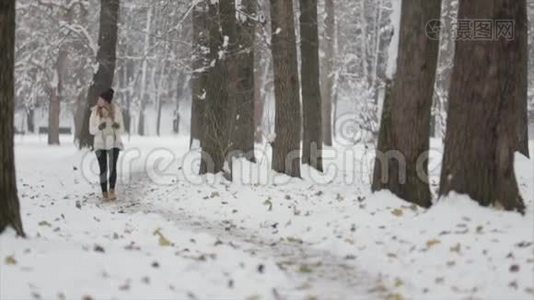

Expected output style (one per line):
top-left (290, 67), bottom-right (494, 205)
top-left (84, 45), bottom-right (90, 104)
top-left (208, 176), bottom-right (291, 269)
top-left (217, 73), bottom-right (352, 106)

top-left (77, 0), bottom-right (120, 149)
top-left (372, 0), bottom-right (442, 208)
top-left (0, 0), bottom-right (25, 236)
top-left (332, 0), bottom-right (394, 142)
top-left (230, 0), bottom-right (257, 162)
top-left (47, 47), bottom-right (67, 145)
top-left (253, 2), bottom-right (272, 144)
top-left (516, 0), bottom-right (530, 157)
top-left (300, 0), bottom-right (323, 171)
top-left (199, 1), bottom-right (232, 175)
top-left (439, 0), bottom-right (526, 212)
top-left (137, 5), bottom-right (152, 137)
top-left (15, 1), bottom-right (86, 145)
top-left (269, 0), bottom-right (302, 177)
top-left (190, 1), bottom-right (209, 147)
top-left (321, 0), bottom-right (336, 146)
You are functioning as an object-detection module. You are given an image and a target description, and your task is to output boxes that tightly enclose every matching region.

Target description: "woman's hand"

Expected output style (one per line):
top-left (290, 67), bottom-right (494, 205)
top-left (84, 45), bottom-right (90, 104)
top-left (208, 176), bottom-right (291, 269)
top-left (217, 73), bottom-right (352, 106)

top-left (98, 122), bottom-right (107, 130)
top-left (112, 122), bottom-right (120, 130)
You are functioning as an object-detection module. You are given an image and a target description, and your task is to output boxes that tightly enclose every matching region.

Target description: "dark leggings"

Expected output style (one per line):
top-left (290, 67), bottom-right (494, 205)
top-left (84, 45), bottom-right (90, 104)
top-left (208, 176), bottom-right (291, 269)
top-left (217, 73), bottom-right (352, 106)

top-left (96, 148), bottom-right (120, 193)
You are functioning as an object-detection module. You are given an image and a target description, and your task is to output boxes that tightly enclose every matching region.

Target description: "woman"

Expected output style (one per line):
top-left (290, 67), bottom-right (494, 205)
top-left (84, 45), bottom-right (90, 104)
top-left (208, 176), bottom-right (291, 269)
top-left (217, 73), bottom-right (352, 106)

top-left (89, 88), bottom-right (125, 201)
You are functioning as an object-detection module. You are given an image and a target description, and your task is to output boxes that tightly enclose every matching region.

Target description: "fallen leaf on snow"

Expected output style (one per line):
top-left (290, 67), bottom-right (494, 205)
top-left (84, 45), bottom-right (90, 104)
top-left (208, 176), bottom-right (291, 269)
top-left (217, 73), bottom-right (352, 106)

top-left (93, 245), bottom-right (105, 253)
top-left (38, 220), bottom-right (52, 227)
top-left (426, 239), bottom-right (441, 248)
top-left (5, 255), bottom-right (17, 265)
top-left (391, 209), bottom-right (403, 217)
top-left (153, 228), bottom-right (173, 247)
top-left (509, 264), bottom-right (520, 272)
top-left (450, 243), bottom-right (461, 253)
top-left (299, 264), bottom-right (313, 273)
top-left (263, 198), bottom-right (273, 211)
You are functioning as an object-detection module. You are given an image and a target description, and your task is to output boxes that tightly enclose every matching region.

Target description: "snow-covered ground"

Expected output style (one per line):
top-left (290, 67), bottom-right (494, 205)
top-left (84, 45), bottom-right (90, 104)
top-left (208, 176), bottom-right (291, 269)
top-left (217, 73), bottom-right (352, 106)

top-left (1, 135), bottom-right (533, 300)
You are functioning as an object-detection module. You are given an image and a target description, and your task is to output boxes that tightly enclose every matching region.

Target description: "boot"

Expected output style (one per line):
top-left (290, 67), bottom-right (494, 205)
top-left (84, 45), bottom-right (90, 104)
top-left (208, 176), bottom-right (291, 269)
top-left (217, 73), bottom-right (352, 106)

top-left (109, 189), bottom-right (117, 201)
top-left (102, 191), bottom-right (109, 201)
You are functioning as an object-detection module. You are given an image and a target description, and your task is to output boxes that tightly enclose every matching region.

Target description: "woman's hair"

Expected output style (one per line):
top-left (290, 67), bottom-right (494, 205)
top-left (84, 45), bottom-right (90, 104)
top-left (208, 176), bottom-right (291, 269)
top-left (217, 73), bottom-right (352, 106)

top-left (97, 103), bottom-right (115, 121)
top-left (97, 88), bottom-right (116, 120)
top-left (100, 88), bottom-right (115, 103)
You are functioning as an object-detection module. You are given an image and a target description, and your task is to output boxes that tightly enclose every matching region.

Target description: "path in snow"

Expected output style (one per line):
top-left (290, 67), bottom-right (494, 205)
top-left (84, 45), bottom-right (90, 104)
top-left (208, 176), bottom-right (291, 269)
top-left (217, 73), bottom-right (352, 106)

top-left (102, 171), bottom-right (383, 299)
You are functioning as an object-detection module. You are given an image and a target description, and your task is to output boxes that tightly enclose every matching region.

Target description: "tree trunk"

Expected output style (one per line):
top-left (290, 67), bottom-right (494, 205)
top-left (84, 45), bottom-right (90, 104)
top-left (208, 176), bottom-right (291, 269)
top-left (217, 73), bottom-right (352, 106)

top-left (253, 55), bottom-right (265, 144)
top-left (74, 89), bottom-right (86, 139)
top-left (439, 0), bottom-right (526, 213)
top-left (173, 72), bottom-right (185, 135)
top-left (231, 0), bottom-right (257, 162)
top-left (26, 106), bottom-right (35, 133)
top-left (199, 2), bottom-right (232, 175)
top-left (372, 79), bottom-right (394, 191)
top-left (48, 48), bottom-right (67, 146)
top-left (516, 0), bottom-right (530, 157)
top-left (253, 24), bottom-right (270, 144)
top-left (190, 1), bottom-right (209, 147)
top-left (372, 0), bottom-right (441, 208)
top-left (154, 63), bottom-right (165, 137)
top-left (124, 44), bottom-right (135, 135)
top-left (137, 6), bottom-right (152, 137)
top-left (77, 0), bottom-right (120, 149)
top-left (0, 0), bottom-right (25, 236)
top-left (300, 0), bottom-right (323, 171)
top-left (321, 0), bottom-right (335, 147)
top-left (269, 0), bottom-right (302, 177)
top-left (47, 84), bottom-right (61, 145)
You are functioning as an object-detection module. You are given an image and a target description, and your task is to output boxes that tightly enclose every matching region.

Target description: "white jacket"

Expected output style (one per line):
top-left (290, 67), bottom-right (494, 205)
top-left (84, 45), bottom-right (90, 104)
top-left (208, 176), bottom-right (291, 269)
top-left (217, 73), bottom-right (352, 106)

top-left (89, 104), bottom-right (125, 151)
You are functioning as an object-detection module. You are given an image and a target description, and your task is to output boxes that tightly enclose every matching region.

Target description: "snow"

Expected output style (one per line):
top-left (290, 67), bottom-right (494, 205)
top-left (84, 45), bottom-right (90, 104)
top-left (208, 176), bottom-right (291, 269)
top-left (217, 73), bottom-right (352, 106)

top-left (1, 135), bottom-right (533, 299)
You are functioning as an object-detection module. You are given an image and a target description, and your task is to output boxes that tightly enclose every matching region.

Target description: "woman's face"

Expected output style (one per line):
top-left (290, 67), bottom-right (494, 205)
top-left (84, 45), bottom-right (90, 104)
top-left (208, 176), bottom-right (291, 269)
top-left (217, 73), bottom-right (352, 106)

top-left (97, 97), bottom-right (107, 107)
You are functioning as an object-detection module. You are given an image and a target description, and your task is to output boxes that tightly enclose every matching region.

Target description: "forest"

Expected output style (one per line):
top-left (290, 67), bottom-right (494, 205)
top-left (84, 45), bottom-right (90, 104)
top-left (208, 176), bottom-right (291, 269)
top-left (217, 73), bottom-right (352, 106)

top-left (0, 0), bottom-right (533, 299)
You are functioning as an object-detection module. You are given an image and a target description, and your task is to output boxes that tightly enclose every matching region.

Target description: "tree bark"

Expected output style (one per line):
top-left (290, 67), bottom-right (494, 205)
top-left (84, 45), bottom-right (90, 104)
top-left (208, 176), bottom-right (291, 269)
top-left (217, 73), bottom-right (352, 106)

top-left (77, 0), bottom-right (120, 149)
top-left (231, 0), bottom-right (257, 162)
top-left (300, 0), bottom-right (323, 171)
top-left (253, 44), bottom-right (265, 144)
top-left (439, 0), bottom-right (526, 213)
top-left (154, 63), bottom-right (165, 137)
top-left (190, 1), bottom-right (209, 147)
top-left (372, 79), bottom-right (394, 192)
top-left (0, 0), bottom-right (25, 236)
top-left (372, 0), bottom-right (441, 208)
top-left (137, 6), bottom-right (152, 137)
top-left (48, 48), bottom-right (67, 146)
top-left (516, 0), bottom-right (530, 157)
top-left (26, 106), bottom-right (35, 133)
top-left (199, 2), bottom-right (232, 175)
top-left (253, 20), bottom-right (270, 144)
top-left (321, 0), bottom-right (335, 147)
top-left (47, 84), bottom-right (61, 145)
top-left (269, 0), bottom-right (302, 177)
